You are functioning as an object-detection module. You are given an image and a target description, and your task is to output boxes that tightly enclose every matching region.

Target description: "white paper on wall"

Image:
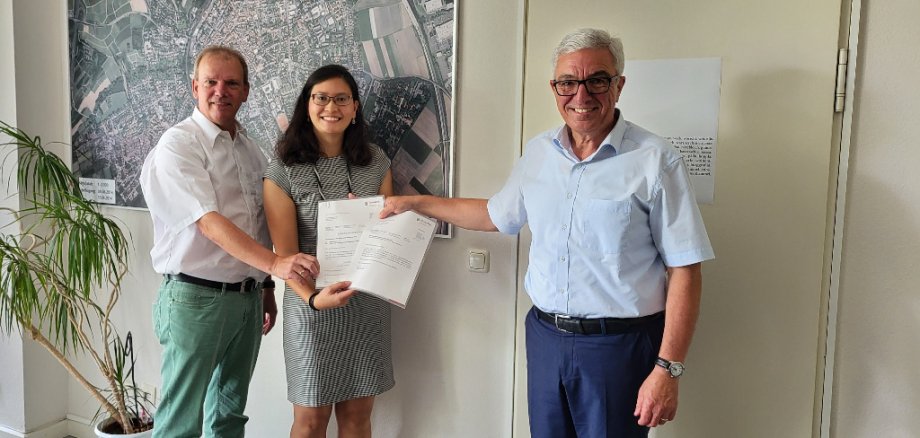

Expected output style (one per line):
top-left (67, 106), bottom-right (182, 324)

top-left (617, 57), bottom-right (721, 204)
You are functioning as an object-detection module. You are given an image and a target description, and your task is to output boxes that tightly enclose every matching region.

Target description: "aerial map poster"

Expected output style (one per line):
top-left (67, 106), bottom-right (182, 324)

top-left (68, 0), bottom-right (456, 235)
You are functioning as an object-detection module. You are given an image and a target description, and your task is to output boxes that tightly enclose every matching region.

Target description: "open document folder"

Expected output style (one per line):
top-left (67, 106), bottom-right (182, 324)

top-left (316, 196), bottom-right (437, 308)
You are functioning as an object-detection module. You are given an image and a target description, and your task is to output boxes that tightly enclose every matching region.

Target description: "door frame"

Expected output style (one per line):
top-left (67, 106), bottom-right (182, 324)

top-left (819, 0), bottom-right (862, 437)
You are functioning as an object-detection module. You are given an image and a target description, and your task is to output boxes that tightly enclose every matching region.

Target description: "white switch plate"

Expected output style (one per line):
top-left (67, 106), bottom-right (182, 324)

top-left (469, 249), bottom-right (489, 273)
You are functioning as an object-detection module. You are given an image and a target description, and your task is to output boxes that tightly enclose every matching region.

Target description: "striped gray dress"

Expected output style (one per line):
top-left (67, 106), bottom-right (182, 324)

top-left (264, 145), bottom-right (394, 407)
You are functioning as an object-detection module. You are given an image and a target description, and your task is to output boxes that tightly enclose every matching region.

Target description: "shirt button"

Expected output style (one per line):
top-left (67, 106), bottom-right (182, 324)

top-left (562, 224), bottom-right (567, 231)
top-left (558, 288), bottom-right (564, 294)
top-left (560, 256), bottom-right (566, 262)
top-left (566, 193), bottom-right (573, 199)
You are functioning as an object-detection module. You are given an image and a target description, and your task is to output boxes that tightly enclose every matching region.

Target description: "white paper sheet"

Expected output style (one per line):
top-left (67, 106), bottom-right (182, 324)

top-left (315, 196), bottom-right (385, 288)
top-left (347, 211), bottom-right (437, 308)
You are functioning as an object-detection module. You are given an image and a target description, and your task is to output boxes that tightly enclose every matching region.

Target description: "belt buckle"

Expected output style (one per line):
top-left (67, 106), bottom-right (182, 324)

top-left (239, 277), bottom-right (256, 293)
top-left (554, 314), bottom-right (573, 333)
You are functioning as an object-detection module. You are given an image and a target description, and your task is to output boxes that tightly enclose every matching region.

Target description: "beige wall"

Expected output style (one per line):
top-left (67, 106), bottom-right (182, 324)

top-left (0, 2), bottom-right (24, 433)
top-left (1, 1), bottom-right (71, 436)
top-left (0, 2), bottom-right (17, 237)
top-left (1, 2), bottom-right (26, 433)
top-left (831, 1), bottom-right (920, 437)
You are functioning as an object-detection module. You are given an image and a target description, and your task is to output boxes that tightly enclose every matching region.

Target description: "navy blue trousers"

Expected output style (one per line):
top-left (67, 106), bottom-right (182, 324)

top-left (525, 307), bottom-right (664, 438)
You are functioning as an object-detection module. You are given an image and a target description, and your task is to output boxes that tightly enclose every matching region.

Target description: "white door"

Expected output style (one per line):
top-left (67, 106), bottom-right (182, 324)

top-left (514, 2), bottom-right (844, 437)
top-left (829, 1), bottom-right (920, 437)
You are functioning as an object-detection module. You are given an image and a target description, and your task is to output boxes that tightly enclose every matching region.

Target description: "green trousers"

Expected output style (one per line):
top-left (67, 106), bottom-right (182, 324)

top-left (152, 277), bottom-right (263, 438)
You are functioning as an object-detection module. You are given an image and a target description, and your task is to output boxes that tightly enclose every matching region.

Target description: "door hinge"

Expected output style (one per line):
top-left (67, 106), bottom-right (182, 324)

top-left (834, 48), bottom-right (848, 113)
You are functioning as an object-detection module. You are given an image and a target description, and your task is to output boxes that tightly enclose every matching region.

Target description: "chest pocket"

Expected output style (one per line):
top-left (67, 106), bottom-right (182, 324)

top-left (580, 199), bottom-right (631, 254)
top-left (240, 170), bottom-right (264, 212)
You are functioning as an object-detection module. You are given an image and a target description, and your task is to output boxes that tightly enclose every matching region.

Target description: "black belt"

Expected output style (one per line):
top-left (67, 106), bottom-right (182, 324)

top-left (535, 307), bottom-right (663, 335)
top-left (166, 273), bottom-right (259, 293)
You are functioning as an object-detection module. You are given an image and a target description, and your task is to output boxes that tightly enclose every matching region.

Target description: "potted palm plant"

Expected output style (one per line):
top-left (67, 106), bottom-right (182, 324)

top-left (0, 121), bottom-right (154, 436)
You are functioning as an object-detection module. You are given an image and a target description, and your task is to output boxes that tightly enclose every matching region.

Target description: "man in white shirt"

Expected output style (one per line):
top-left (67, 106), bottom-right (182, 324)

top-left (140, 46), bottom-right (350, 438)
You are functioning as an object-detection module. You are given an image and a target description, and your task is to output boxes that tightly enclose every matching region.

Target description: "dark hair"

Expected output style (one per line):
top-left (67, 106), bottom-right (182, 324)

top-left (275, 65), bottom-right (372, 166)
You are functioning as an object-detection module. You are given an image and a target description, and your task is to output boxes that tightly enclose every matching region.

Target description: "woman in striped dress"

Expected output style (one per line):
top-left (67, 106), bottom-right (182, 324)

top-left (263, 64), bottom-right (395, 438)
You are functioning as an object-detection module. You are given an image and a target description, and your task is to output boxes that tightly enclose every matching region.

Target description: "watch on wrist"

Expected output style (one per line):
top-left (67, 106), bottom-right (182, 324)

top-left (655, 357), bottom-right (685, 378)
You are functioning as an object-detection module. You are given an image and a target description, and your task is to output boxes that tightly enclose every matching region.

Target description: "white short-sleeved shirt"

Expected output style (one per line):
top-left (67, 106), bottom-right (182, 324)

top-left (487, 114), bottom-right (715, 318)
top-left (140, 108), bottom-right (270, 282)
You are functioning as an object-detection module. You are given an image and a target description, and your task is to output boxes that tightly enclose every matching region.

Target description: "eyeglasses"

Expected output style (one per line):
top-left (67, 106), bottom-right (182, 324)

top-left (551, 75), bottom-right (619, 96)
top-left (311, 93), bottom-right (354, 106)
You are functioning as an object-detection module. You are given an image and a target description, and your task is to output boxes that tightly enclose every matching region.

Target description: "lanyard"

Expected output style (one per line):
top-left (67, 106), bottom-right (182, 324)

top-left (312, 162), bottom-right (354, 200)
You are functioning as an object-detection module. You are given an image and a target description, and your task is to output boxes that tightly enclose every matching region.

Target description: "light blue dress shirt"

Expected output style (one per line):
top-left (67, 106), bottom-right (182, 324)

top-left (487, 114), bottom-right (714, 318)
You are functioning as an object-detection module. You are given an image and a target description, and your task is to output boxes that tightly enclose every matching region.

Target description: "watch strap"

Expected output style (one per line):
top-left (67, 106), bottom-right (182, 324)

top-left (655, 356), bottom-right (684, 378)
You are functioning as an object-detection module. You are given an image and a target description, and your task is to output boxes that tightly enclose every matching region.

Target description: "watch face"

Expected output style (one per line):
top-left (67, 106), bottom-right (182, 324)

top-left (669, 362), bottom-right (685, 377)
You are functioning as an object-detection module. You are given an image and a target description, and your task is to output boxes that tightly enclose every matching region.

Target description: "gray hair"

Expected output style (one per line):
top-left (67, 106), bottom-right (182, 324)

top-left (552, 28), bottom-right (625, 75)
top-left (194, 45), bottom-right (250, 86)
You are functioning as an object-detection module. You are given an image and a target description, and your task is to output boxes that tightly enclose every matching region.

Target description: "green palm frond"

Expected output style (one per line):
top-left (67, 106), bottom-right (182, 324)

top-left (1, 121), bottom-right (80, 203)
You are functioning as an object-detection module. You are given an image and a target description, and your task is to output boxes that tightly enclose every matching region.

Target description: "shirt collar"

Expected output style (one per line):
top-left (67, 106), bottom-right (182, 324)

top-left (552, 109), bottom-right (627, 162)
top-left (191, 107), bottom-right (245, 147)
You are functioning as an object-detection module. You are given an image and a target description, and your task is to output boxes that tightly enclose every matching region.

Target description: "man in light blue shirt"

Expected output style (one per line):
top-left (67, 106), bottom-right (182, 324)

top-left (381, 28), bottom-right (713, 437)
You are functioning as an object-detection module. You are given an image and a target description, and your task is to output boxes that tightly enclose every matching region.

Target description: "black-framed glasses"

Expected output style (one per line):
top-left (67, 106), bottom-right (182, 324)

top-left (551, 75), bottom-right (619, 96)
top-left (311, 93), bottom-right (354, 106)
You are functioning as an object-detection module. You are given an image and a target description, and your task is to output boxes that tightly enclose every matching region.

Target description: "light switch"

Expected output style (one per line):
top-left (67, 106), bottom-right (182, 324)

top-left (469, 249), bottom-right (489, 273)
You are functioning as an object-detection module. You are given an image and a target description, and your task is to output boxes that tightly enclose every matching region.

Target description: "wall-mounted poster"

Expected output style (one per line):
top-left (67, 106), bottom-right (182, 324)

top-left (68, 0), bottom-right (456, 236)
top-left (617, 58), bottom-right (721, 204)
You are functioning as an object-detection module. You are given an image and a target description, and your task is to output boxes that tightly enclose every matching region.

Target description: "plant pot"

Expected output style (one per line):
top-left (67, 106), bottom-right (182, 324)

top-left (94, 417), bottom-right (154, 438)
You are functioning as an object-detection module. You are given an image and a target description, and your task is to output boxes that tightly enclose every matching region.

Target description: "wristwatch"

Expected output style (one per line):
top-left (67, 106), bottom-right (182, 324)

top-left (655, 357), bottom-right (685, 378)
